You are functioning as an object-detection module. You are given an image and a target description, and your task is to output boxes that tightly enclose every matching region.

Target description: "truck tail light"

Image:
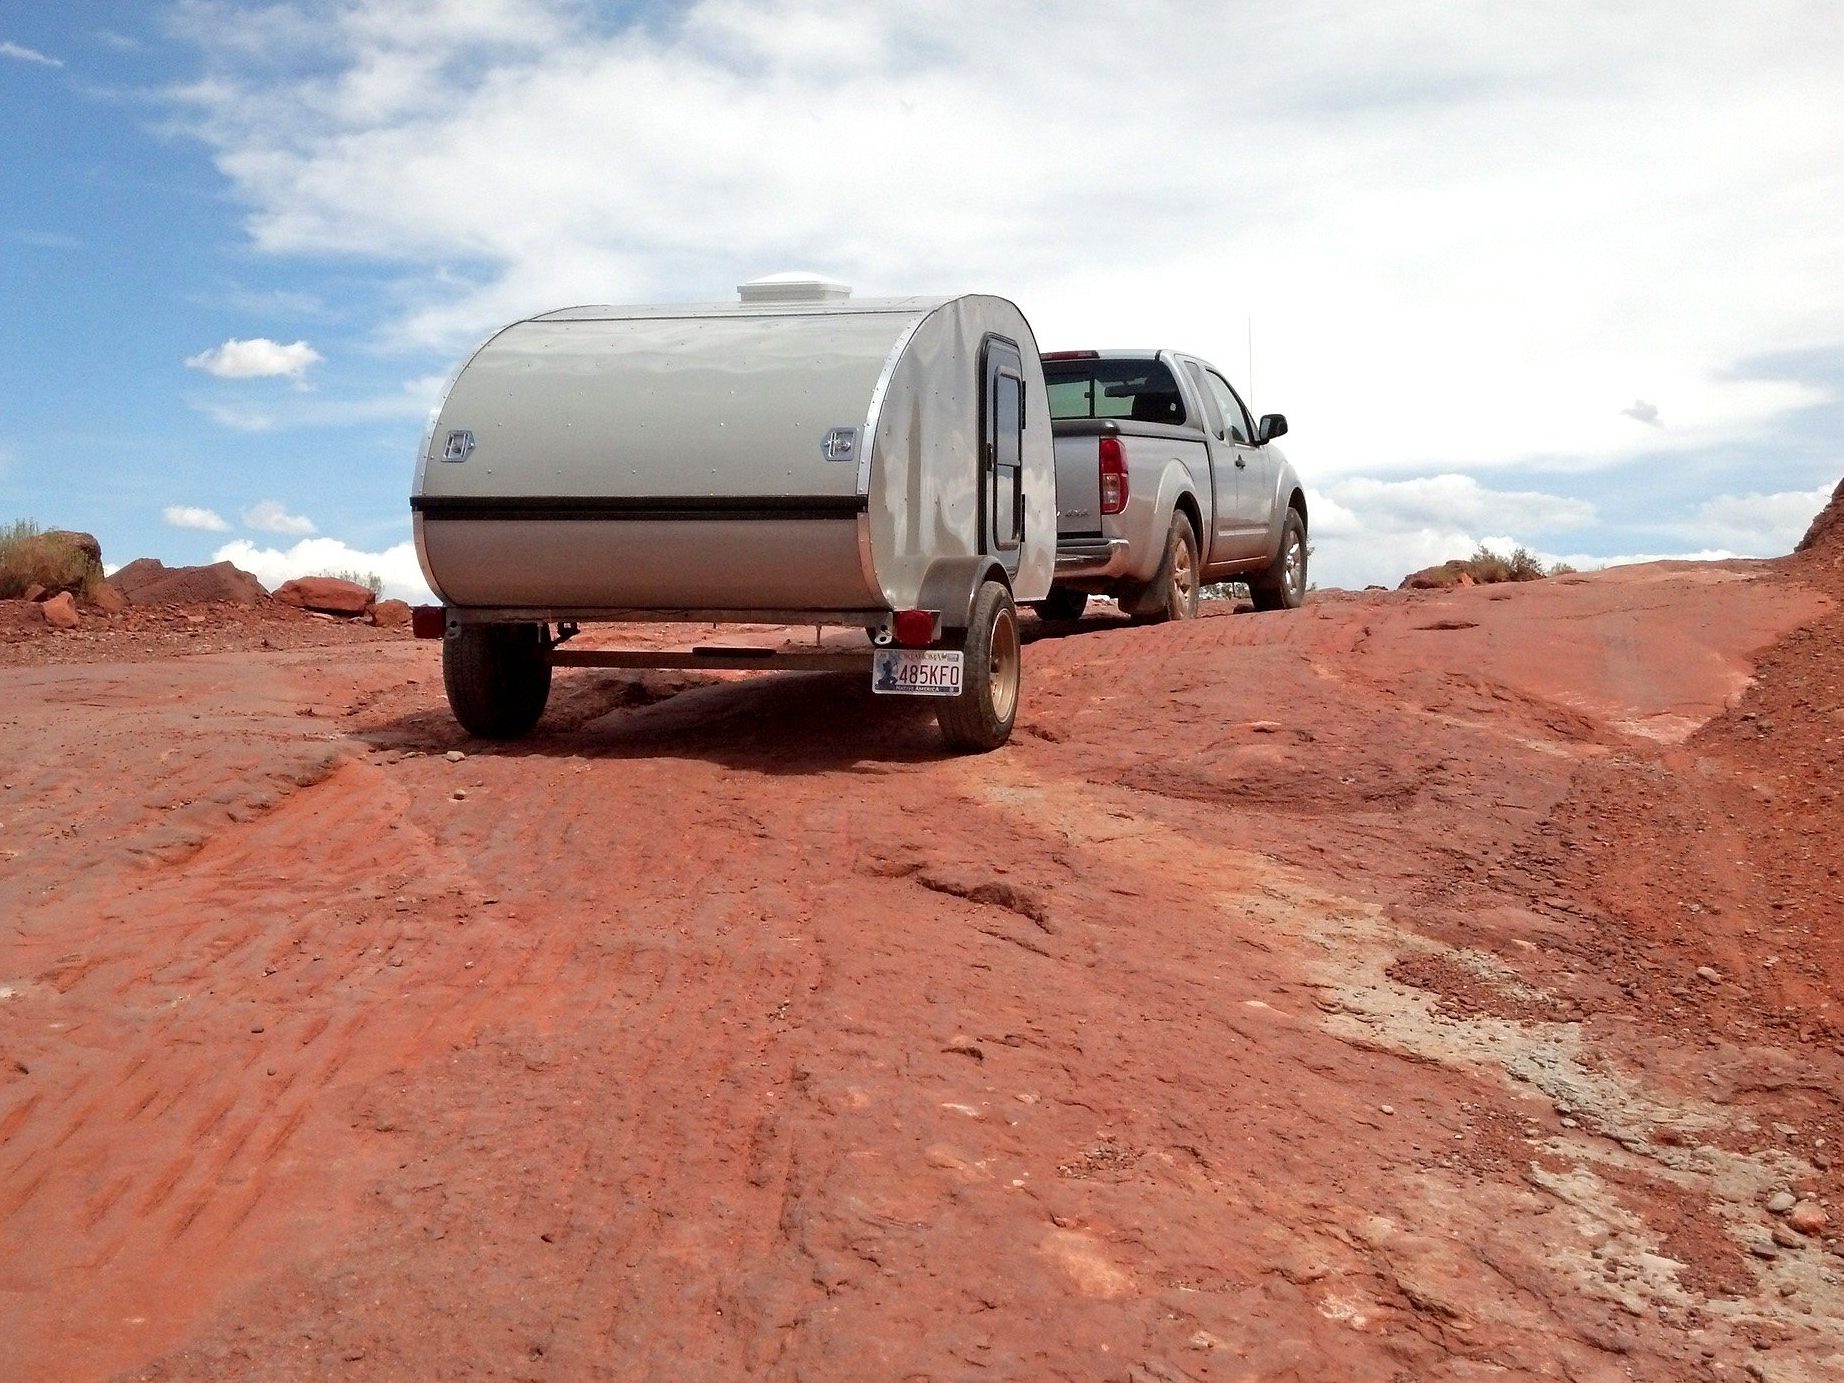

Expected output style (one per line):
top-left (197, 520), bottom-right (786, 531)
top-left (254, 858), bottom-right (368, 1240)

top-left (892, 609), bottom-right (938, 647)
top-left (1098, 435), bottom-right (1128, 515)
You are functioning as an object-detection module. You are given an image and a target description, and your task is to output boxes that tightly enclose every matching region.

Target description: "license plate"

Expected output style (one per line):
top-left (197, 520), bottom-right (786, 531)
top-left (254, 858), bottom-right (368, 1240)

top-left (871, 648), bottom-right (963, 697)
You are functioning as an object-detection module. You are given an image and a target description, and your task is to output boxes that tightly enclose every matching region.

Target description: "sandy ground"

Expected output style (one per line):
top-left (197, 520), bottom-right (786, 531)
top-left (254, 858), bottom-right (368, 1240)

top-left (2, 554), bottom-right (1843, 1381)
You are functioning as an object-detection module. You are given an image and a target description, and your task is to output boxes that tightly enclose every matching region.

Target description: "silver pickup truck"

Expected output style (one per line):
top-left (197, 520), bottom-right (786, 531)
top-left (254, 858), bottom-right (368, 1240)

top-left (1039, 350), bottom-right (1307, 621)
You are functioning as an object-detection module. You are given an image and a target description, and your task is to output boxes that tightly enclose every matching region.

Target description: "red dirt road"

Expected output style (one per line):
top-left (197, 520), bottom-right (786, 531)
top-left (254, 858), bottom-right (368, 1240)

top-left (3, 554), bottom-right (1843, 1381)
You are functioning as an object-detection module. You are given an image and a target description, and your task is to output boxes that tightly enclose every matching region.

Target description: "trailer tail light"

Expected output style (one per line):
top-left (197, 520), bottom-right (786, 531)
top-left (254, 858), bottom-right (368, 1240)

top-left (893, 609), bottom-right (939, 647)
top-left (1098, 435), bottom-right (1129, 515)
top-left (1042, 350), bottom-right (1100, 360)
top-left (411, 606), bottom-right (446, 639)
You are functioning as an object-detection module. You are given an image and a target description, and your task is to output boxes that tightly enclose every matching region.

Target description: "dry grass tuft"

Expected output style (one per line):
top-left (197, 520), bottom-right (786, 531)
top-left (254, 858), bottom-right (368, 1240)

top-left (0, 521), bottom-right (104, 600)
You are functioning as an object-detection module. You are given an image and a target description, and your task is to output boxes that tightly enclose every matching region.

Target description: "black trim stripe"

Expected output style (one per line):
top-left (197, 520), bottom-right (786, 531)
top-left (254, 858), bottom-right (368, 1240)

top-left (413, 494), bottom-right (867, 522)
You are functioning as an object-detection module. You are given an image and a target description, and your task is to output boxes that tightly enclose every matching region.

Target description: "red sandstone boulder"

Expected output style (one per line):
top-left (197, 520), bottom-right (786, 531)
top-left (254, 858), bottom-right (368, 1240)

top-left (40, 591), bottom-right (80, 629)
top-left (371, 598), bottom-right (411, 628)
top-left (274, 576), bottom-right (375, 617)
top-left (115, 559), bottom-right (268, 606)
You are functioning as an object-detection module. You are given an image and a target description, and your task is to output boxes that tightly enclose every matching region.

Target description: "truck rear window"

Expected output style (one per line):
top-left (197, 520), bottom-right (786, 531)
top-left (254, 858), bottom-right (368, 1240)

top-left (1043, 359), bottom-right (1187, 426)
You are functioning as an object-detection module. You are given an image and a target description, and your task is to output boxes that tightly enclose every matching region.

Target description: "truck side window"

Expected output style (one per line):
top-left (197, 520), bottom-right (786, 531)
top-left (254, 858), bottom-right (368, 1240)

top-left (1204, 371), bottom-right (1253, 445)
top-left (1183, 361), bottom-right (1226, 437)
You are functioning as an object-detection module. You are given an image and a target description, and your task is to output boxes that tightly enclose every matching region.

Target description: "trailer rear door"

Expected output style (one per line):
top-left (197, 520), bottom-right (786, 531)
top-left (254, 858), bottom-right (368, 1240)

top-left (983, 339), bottom-right (1026, 576)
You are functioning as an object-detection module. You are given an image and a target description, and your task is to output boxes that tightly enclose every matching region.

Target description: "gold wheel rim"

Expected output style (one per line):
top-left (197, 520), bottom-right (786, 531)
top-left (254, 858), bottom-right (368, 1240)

top-left (1172, 538), bottom-right (1195, 610)
top-left (988, 603), bottom-right (1020, 723)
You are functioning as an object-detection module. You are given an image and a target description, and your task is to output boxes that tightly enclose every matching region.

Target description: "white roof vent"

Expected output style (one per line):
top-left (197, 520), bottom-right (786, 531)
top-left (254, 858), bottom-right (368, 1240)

top-left (738, 272), bottom-right (853, 305)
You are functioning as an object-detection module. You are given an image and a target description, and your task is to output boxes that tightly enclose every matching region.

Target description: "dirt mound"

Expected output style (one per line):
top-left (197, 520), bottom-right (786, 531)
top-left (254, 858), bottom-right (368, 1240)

top-left (114, 558), bottom-right (268, 606)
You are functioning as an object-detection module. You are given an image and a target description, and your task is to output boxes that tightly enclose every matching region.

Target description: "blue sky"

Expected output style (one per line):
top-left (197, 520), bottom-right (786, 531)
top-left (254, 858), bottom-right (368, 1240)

top-left (4, 1), bottom-right (1841, 598)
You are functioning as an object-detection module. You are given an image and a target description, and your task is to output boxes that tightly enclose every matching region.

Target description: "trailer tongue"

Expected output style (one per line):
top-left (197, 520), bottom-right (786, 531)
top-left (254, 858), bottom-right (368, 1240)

top-left (411, 279), bottom-right (1053, 751)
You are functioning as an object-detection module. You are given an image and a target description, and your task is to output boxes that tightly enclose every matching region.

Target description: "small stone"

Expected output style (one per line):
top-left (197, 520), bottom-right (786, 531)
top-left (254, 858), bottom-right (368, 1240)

top-left (1771, 1224), bottom-right (1803, 1250)
top-left (250, 1024), bottom-right (265, 1034)
top-left (1747, 1241), bottom-right (1778, 1260)
top-left (1778, 1281), bottom-right (1798, 1297)
top-left (1561, 1117), bottom-right (1579, 1129)
top-left (1787, 1201), bottom-right (1829, 1236)
top-left (1768, 1190), bottom-right (1797, 1214)
top-left (1695, 965), bottom-right (1722, 984)
top-left (445, 750), bottom-right (467, 763)
top-left (1379, 1104), bottom-right (1395, 1116)
top-left (452, 790), bottom-right (467, 801)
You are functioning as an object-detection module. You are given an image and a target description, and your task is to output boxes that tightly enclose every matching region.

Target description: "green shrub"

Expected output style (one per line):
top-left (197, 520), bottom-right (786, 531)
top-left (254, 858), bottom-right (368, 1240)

top-left (0, 520), bottom-right (102, 599)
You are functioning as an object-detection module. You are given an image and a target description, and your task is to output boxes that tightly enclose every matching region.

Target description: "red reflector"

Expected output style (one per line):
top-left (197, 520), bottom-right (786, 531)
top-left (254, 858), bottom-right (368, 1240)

top-left (1098, 435), bottom-right (1129, 515)
top-left (892, 609), bottom-right (937, 647)
top-left (1042, 350), bottom-right (1101, 360)
top-left (411, 605), bottom-right (446, 639)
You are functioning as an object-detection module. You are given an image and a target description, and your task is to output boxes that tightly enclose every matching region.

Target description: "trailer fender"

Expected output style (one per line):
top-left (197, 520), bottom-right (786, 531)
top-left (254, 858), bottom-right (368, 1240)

top-left (917, 556), bottom-right (1011, 630)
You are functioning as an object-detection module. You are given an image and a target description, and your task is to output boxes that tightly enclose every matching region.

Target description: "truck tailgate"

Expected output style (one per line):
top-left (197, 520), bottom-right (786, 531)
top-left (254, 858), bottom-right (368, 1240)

top-left (1052, 434), bottom-right (1101, 537)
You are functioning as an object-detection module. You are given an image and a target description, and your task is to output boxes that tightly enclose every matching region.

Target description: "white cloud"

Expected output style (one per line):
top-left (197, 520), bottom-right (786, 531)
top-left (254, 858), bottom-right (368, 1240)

top-left (1622, 400), bottom-right (1662, 426)
top-left (166, 0), bottom-right (1844, 495)
top-left (1689, 485), bottom-right (1834, 553)
top-left (215, 536), bottom-right (433, 604)
top-left (185, 337), bottom-right (322, 379)
top-left (241, 499), bottom-right (317, 534)
top-left (191, 373), bottom-right (444, 432)
top-left (1302, 474), bottom-right (1601, 587)
top-left (163, 504), bottom-right (231, 532)
top-left (0, 40), bottom-right (62, 67)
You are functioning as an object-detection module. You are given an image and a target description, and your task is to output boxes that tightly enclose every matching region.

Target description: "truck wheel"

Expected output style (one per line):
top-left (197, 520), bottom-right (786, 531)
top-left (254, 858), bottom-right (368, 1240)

top-left (1131, 515), bottom-right (1200, 623)
top-left (937, 581), bottom-right (1020, 752)
top-left (443, 622), bottom-right (552, 739)
top-left (1251, 508), bottom-right (1308, 611)
top-left (1034, 586), bottom-right (1088, 623)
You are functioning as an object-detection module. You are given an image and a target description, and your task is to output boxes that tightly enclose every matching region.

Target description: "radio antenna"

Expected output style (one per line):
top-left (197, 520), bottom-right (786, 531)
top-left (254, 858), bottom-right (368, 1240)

top-left (1247, 317), bottom-right (1255, 405)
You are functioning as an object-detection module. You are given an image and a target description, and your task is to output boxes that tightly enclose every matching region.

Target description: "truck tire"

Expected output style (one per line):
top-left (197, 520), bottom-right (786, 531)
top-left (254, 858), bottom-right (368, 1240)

top-left (1034, 586), bottom-right (1088, 623)
top-left (443, 622), bottom-right (552, 739)
top-left (1130, 514), bottom-right (1200, 623)
top-left (1250, 508), bottom-right (1307, 611)
top-left (937, 581), bottom-right (1020, 752)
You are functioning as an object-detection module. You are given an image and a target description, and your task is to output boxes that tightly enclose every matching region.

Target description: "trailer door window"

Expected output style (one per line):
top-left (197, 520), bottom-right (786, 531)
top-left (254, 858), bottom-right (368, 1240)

top-left (984, 342), bottom-right (1026, 560)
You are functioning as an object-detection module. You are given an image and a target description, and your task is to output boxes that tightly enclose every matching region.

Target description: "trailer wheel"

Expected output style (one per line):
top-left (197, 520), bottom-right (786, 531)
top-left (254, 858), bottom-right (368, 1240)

top-left (937, 581), bottom-right (1020, 752)
top-left (1033, 586), bottom-right (1089, 623)
top-left (443, 622), bottom-right (552, 739)
top-left (1250, 507), bottom-right (1308, 611)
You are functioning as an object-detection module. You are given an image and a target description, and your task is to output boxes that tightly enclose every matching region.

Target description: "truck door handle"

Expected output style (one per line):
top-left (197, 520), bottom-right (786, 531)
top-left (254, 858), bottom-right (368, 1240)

top-left (1234, 456), bottom-right (1247, 469)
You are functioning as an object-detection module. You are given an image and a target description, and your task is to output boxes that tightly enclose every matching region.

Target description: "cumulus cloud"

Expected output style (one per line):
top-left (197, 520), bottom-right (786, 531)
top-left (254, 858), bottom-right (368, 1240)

top-left (1622, 400), bottom-right (1661, 426)
top-left (215, 536), bottom-right (433, 604)
top-left (0, 41), bottom-right (62, 67)
top-left (1689, 485), bottom-right (1835, 553)
top-left (185, 336), bottom-right (322, 379)
top-left (191, 373), bottom-right (444, 432)
top-left (166, 0), bottom-right (1844, 489)
top-left (1307, 473), bottom-right (1598, 589)
top-left (241, 499), bottom-right (317, 534)
top-left (163, 504), bottom-right (231, 532)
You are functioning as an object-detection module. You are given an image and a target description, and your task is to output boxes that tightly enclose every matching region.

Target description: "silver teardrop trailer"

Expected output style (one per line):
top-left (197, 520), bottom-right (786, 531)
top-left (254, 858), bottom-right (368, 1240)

top-left (410, 280), bottom-right (1055, 751)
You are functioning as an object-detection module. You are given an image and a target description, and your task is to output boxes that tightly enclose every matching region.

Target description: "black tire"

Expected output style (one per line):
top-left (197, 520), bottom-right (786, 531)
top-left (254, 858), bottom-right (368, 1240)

top-left (443, 622), bottom-right (552, 739)
top-left (1034, 586), bottom-right (1089, 623)
top-left (937, 581), bottom-right (1021, 752)
top-left (1250, 507), bottom-right (1308, 611)
top-left (1129, 514), bottom-right (1200, 623)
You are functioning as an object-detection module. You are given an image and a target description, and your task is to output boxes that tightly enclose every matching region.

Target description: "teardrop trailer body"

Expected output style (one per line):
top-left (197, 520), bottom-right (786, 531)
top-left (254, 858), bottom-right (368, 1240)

top-left (410, 284), bottom-right (1055, 751)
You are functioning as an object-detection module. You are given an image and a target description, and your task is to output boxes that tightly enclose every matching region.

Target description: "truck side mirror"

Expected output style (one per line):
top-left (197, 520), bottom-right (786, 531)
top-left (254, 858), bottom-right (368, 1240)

top-left (1258, 413), bottom-right (1288, 443)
